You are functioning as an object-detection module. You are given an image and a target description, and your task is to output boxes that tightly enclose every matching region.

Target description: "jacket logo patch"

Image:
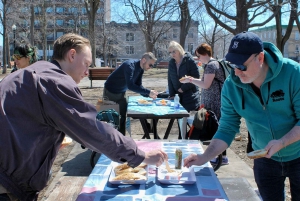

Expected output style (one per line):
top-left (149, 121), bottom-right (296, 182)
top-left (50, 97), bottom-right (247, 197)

top-left (271, 89), bottom-right (285, 102)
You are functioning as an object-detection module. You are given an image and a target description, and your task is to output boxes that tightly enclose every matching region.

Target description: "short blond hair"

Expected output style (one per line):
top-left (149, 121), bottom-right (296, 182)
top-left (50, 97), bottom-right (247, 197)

top-left (141, 52), bottom-right (157, 62)
top-left (168, 41), bottom-right (185, 56)
top-left (52, 33), bottom-right (91, 61)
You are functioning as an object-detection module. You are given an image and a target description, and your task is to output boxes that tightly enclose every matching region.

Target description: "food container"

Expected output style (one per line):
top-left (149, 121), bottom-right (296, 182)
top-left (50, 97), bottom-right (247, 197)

top-left (175, 148), bottom-right (182, 169)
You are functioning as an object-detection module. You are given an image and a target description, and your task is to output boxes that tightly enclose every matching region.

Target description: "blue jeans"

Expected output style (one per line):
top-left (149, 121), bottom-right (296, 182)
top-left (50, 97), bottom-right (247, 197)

top-left (254, 157), bottom-right (300, 201)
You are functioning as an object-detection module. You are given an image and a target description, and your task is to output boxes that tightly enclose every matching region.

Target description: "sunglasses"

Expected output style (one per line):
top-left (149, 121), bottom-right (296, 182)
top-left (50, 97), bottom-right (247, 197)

top-left (149, 64), bottom-right (154, 68)
top-left (169, 50), bottom-right (176, 55)
top-left (227, 53), bottom-right (259, 71)
top-left (13, 54), bottom-right (25, 60)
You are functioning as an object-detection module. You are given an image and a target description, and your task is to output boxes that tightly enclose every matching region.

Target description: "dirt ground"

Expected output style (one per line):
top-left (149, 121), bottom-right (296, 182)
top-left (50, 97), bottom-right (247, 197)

top-left (0, 68), bottom-right (291, 200)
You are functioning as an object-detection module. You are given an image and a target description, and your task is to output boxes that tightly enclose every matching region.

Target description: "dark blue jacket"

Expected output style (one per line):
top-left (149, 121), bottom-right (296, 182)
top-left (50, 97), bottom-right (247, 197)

top-left (104, 60), bottom-right (150, 96)
top-left (168, 53), bottom-right (200, 112)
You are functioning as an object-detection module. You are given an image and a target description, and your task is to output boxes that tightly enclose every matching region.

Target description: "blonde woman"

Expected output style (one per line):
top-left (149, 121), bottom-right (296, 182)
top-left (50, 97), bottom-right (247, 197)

top-left (167, 41), bottom-right (200, 112)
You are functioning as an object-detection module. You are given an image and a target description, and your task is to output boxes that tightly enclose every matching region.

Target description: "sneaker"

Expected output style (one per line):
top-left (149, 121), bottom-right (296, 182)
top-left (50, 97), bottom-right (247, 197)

top-left (210, 156), bottom-right (229, 165)
top-left (222, 156), bottom-right (229, 165)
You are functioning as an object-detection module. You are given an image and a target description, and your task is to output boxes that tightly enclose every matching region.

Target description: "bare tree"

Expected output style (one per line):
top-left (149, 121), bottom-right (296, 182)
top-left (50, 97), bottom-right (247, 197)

top-left (124, 0), bottom-right (177, 52)
top-left (271, 0), bottom-right (298, 52)
top-left (0, 0), bottom-right (18, 74)
top-left (84, 0), bottom-right (101, 67)
top-left (202, 0), bottom-right (278, 35)
top-left (178, 0), bottom-right (202, 48)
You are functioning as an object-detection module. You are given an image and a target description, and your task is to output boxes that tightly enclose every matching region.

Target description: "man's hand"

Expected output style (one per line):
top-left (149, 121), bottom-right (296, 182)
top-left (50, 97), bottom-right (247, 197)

top-left (143, 149), bottom-right (167, 167)
top-left (183, 153), bottom-right (206, 168)
top-left (149, 90), bottom-right (158, 99)
top-left (264, 139), bottom-right (285, 158)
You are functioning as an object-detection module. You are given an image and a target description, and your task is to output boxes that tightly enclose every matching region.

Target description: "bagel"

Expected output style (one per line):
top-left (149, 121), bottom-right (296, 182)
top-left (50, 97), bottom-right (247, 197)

top-left (115, 167), bottom-right (133, 176)
top-left (113, 173), bottom-right (147, 181)
top-left (247, 149), bottom-right (268, 159)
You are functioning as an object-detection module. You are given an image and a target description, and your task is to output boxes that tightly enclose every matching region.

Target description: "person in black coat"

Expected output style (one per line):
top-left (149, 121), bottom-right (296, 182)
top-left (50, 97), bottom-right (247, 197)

top-left (167, 41), bottom-right (200, 112)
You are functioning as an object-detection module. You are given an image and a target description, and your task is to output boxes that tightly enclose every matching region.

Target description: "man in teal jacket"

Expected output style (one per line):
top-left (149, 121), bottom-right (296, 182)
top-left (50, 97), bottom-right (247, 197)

top-left (184, 31), bottom-right (300, 201)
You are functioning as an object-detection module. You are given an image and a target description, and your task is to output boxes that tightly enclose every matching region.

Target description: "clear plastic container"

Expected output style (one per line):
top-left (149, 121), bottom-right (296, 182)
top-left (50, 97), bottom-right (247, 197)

top-left (174, 94), bottom-right (180, 110)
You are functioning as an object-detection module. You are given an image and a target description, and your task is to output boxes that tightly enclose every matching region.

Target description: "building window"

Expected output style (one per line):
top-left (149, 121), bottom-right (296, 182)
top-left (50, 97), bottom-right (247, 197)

top-left (47, 33), bottom-right (54, 40)
top-left (81, 20), bottom-right (88, 25)
top-left (56, 32), bottom-right (64, 39)
top-left (282, 29), bottom-right (286, 36)
top-left (295, 32), bottom-right (299, 40)
top-left (296, 45), bottom-right (299, 52)
top-left (188, 43), bottom-right (193, 53)
top-left (56, 19), bottom-right (64, 26)
top-left (188, 31), bottom-right (193, 38)
top-left (82, 7), bottom-right (87, 14)
top-left (46, 7), bottom-right (53, 13)
top-left (34, 20), bottom-right (40, 26)
top-left (69, 7), bottom-right (78, 14)
top-left (34, 7), bottom-right (41, 14)
top-left (126, 46), bottom-right (134, 54)
top-left (56, 7), bottom-right (64, 14)
top-left (273, 31), bottom-right (276, 40)
top-left (173, 29), bottom-right (178, 38)
top-left (126, 33), bottom-right (134, 41)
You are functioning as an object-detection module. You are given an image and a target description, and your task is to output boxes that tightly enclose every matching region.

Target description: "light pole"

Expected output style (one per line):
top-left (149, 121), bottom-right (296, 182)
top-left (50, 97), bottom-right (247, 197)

top-left (12, 24), bottom-right (17, 69)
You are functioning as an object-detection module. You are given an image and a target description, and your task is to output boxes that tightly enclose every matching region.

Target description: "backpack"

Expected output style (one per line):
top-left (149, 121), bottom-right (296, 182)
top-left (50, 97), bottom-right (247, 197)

top-left (96, 109), bottom-right (120, 130)
top-left (208, 59), bottom-right (232, 84)
top-left (187, 108), bottom-right (219, 141)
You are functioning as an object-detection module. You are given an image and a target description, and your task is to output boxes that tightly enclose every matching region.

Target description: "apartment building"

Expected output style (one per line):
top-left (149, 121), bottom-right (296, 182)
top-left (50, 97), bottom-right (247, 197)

top-left (252, 25), bottom-right (300, 62)
top-left (108, 20), bottom-right (199, 64)
top-left (13, 0), bottom-right (109, 60)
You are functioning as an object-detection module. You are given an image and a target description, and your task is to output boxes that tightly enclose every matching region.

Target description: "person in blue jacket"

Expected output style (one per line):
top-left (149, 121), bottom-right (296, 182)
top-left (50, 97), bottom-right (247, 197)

top-left (183, 31), bottom-right (300, 201)
top-left (103, 52), bottom-right (158, 135)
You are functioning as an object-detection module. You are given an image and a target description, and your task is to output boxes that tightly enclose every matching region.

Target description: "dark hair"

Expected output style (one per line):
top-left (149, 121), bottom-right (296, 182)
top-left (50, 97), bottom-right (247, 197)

top-left (195, 43), bottom-right (212, 57)
top-left (14, 43), bottom-right (39, 64)
top-left (52, 33), bottom-right (91, 60)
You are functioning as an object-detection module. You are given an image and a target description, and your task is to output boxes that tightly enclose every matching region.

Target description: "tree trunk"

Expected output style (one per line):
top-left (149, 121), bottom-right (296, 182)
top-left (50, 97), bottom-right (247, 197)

top-left (30, 4), bottom-right (35, 45)
top-left (179, 0), bottom-right (191, 48)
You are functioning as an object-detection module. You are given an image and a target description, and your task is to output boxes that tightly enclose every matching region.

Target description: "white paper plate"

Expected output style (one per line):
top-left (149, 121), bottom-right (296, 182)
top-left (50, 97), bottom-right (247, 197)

top-left (157, 166), bottom-right (196, 184)
top-left (108, 162), bottom-right (148, 185)
top-left (155, 100), bottom-right (171, 106)
top-left (137, 99), bottom-right (153, 106)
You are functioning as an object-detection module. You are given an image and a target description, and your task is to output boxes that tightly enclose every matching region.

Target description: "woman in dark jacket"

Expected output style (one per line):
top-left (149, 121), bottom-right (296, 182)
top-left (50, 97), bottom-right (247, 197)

top-left (167, 40), bottom-right (200, 112)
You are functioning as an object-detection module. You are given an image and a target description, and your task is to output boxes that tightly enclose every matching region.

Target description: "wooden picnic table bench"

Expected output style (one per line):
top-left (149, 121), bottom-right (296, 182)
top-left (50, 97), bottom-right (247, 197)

top-left (88, 67), bottom-right (115, 88)
top-left (156, 61), bottom-right (169, 69)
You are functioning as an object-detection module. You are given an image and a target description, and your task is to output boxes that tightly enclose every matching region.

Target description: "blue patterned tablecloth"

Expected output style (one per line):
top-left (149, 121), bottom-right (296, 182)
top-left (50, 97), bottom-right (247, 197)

top-left (77, 140), bottom-right (228, 201)
top-left (127, 96), bottom-right (189, 117)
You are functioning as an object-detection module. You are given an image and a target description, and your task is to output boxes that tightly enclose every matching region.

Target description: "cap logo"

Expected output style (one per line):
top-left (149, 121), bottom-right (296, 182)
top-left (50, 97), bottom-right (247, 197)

top-left (232, 41), bottom-right (239, 49)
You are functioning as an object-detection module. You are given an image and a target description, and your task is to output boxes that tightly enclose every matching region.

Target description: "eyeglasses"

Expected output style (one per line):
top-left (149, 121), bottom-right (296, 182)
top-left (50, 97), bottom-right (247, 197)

top-left (12, 54), bottom-right (25, 60)
top-left (227, 53), bottom-right (259, 71)
top-left (149, 64), bottom-right (154, 68)
top-left (169, 50), bottom-right (176, 55)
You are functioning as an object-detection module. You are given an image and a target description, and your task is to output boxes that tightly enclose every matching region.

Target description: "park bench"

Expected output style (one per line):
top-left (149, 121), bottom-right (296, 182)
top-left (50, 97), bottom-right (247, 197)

top-left (88, 67), bottom-right (115, 88)
top-left (155, 61), bottom-right (169, 69)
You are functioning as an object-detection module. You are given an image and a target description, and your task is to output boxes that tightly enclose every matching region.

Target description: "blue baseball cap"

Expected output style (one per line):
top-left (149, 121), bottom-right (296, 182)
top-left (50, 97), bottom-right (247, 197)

top-left (225, 31), bottom-right (263, 65)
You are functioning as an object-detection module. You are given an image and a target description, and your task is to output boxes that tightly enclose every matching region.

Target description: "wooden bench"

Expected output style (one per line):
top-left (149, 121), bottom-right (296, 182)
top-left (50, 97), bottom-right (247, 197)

top-left (88, 67), bottom-right (115, 88)
top-left (156, 61), bottom-right (169, 69)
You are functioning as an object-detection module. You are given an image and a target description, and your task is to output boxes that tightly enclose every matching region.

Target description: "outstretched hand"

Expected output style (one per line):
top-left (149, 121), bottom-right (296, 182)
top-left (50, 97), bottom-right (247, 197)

top-left (183, 153), bottom-right (206, 168)
top-left (143, 149), bottom-right (167, 167)
top-left (149, 90), bottom-right (158, 99)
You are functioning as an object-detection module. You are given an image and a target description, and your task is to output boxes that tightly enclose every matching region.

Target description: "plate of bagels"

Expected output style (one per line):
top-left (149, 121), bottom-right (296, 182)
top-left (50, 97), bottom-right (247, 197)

top-left (109, 162), bottom-right (148, 184)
